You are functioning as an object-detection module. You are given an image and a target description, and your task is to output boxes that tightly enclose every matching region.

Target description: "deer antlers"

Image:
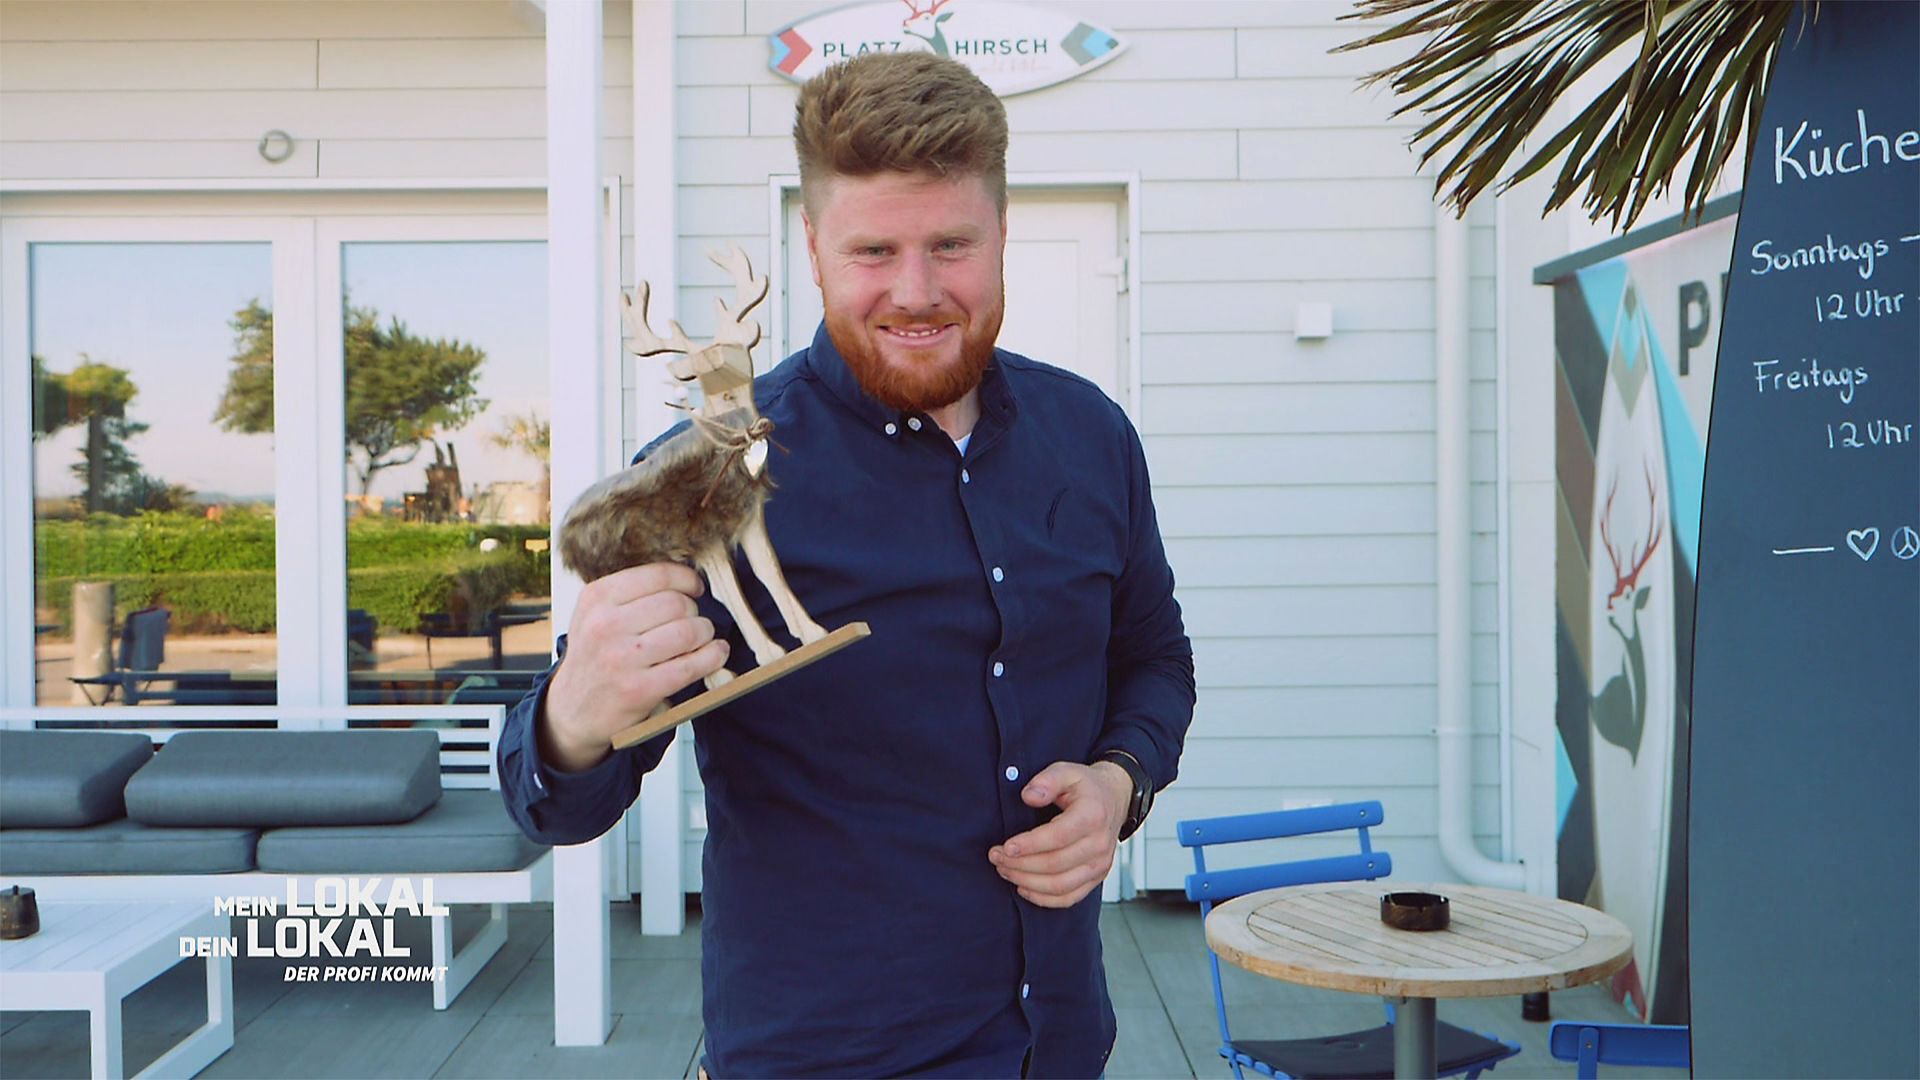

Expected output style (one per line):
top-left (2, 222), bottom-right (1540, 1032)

top-left (622, 282), bottom-right (694, 357)
top-left (708, 245), bottom-right (768, 351)
top-left (621, 244), bottom-right (767, 356)
top-left (1600, 462), bottom-right (1664, 608)
top-left (901, 0), bottom-right (952, 23)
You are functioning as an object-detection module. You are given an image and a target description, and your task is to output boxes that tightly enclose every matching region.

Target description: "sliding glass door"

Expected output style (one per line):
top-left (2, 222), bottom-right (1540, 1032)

top-left (324, 222), bottom-right (550, 710)
top-left (1, 202), bottom-right (568, 718)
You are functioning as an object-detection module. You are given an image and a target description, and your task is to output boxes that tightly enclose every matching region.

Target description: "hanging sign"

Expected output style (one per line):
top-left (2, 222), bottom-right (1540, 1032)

top-left (1542, 205), bottom-right (1736, 1028)
top-left (768, 1), bottom-right (1127, 96)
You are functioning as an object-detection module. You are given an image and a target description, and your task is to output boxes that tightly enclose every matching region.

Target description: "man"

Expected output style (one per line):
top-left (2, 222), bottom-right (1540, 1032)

top-left (500, 52), bottom-right (1194, 1078)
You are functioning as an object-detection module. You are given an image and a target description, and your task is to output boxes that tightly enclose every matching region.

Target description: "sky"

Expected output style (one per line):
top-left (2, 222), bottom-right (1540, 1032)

top-left (31, 240), bottom-right (549, 503)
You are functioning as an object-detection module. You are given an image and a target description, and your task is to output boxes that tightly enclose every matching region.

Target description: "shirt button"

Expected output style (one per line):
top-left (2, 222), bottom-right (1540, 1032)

top-left (1021, 983), bottom-right (1031, 1000)
top-left (1005, 766), bottom-right (1020, 782)
top-left (907, 417), bottom-right (923, 431)
top-left (961, 469), bottom-right (971, 484)
top-left (992, 661), bottom-right (1005, 678)
top-left (991, 566), bottom-right (1004, 583)
top-left (884, 422), bottom-right (898, 436)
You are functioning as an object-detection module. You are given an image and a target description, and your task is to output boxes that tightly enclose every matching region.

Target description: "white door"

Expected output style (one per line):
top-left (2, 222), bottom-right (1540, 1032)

top-left (780, 187), bottom-right (1128, 408)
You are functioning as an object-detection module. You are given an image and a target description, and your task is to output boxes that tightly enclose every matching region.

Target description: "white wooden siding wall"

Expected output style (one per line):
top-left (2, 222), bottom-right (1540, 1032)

top-left (0, 2), bottom-right (638, 183)
top-left (657, 0), bottom-right (1502, 890)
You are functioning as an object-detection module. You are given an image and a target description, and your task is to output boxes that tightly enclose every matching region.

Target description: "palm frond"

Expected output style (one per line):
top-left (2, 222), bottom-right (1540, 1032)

top-left (1339, 0), bottom-right (1809, 228)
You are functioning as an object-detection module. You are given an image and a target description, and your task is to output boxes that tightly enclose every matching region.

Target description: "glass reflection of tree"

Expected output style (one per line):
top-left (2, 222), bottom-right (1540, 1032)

top-left (490, 411), bottom-right (551, 523)
top-left (215, 298), bottom-right (490, 514)
top-left (32, 353), bottom-right (192, 515)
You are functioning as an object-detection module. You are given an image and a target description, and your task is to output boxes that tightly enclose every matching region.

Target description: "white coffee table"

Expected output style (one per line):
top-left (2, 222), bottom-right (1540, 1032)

top-left (0, 902), bottom-right (233, 1079)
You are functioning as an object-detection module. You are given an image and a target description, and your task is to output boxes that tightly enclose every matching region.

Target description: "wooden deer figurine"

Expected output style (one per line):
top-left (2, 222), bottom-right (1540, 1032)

top-left (558, 245), bottom-right (830, 690)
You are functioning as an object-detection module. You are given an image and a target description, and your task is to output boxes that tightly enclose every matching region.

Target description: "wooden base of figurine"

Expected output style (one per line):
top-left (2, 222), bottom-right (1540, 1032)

top-left (608, 622), bottom-right (871, 750)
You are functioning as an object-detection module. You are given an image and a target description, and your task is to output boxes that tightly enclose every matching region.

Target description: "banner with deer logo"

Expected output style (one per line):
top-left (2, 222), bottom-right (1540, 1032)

top-left (767, 2), bottom-right (1125, 96)
top-left (1549, 212), bottom-right (1735, 1025)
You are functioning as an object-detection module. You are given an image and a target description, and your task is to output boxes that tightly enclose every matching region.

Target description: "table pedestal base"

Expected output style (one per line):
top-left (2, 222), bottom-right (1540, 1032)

top-left (1392, 995), bottom-right (1437, 1079)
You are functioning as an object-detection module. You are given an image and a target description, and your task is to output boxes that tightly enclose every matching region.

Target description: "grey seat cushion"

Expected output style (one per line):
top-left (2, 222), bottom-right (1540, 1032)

top-left (0, 818), bottom-right (258, 874)
top-left (0, 730), bottom-right (153, 827)
top-left (256, 790), bottom-right (549, 873)
top-left (126, 730), bottom-right (441, 827)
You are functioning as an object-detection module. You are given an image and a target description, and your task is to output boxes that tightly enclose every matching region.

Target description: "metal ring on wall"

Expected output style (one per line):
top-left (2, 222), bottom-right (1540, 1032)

top-left (257, 130), bottom-right (295, 164)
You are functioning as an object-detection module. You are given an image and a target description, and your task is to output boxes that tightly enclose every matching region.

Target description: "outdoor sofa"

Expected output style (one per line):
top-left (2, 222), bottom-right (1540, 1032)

top-left (0, 725), bottom-right (554, 1012)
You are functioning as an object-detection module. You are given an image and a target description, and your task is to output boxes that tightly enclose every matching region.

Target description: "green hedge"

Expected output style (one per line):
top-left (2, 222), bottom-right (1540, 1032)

top-left (348, 520), bottom-right (551, 593)
top-left (35, 513), bottom-right (548, 577)
top-left (38, 552), bottom-right (523, 637)
top-left (34, 514), bottom-right (275, 579)
top-left (39, 570), bottom-right (278, 634)
top-left (32, 512), bottom-right (550, 637)
top-left (346, 554), bottom-right (520, 635)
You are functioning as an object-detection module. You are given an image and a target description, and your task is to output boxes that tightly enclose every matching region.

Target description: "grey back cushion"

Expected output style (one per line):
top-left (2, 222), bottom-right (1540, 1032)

top-left (125, 730), bottom-right (441, 827)
top-left (0, 730), bottom-right (154, 827)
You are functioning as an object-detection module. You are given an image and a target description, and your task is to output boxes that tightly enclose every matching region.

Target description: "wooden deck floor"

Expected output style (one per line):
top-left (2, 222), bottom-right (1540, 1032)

top-left (0, 897), bottom-right (1677, 1078)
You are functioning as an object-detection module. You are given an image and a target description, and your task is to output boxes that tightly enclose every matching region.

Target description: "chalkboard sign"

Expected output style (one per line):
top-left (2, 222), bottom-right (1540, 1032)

top-left (1690, 2), bottom-right (1919, 1077)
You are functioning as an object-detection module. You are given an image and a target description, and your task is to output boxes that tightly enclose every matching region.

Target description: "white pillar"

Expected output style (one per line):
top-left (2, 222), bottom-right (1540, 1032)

top-left (277, 221), bottom-right (327, 714)
top-left (68, 582), bottom-right (114, 702)
top-left (546, 0), bottom-right (612, 1047)
top-left (0, 233), bottom-right (26, 707)
top-left (632, 0), bottom-right (689, 937)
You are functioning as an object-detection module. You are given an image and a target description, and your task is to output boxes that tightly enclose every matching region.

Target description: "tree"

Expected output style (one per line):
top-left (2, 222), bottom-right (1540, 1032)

top-left (489, 410), bottom-right (551, 522)
top-left (213, 299), bottom-right (274, 433)
top-left (36, 355), bottom-right (196, 515)
top-left (342, 306), bottom-right (490, 496)
top-left (1341, 0), bottom-right (1806, 229)
top-left (59, 359), bottom-right (145, 514)
top-left (214, 298), bottom-right (491, 496)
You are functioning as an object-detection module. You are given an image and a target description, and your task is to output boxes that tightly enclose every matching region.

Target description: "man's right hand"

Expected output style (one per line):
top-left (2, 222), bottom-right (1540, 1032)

top-left (538, 563), bottom-right (730, 773)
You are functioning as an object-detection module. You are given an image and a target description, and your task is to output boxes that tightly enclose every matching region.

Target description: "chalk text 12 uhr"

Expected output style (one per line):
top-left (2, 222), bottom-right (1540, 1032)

top-left (1814, 287), bottom-right (1908, 322)
top-left (1827, 418), bottom-right (1914, 449)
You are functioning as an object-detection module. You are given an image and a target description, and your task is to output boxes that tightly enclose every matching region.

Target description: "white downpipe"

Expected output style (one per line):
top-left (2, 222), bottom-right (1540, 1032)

top-left (546, 0), bottom-right (613, 1047)
top-left (1435, 204), bottom-right (1525, 889)
top-left (1494, 192), bottom-right (1516, 864)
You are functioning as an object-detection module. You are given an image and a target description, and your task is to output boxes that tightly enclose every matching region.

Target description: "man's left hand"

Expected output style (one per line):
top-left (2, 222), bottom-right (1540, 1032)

top-left (988, 761), bottom-right (1133, 908)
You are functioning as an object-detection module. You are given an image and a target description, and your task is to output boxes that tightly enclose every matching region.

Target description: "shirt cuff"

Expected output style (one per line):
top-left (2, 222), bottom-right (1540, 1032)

top-left (506, 674), bottom-right (640, 841)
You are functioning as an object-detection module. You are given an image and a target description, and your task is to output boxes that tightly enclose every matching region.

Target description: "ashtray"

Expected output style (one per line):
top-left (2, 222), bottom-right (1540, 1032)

top-left (0, 885), bottom-right (39, 940)
top-left (1380, 891), bottom-right (1449, 931)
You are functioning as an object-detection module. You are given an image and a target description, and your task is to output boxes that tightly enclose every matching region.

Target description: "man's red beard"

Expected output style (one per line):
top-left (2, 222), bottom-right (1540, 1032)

top-left (826, 297), bottom-right (1004, 414)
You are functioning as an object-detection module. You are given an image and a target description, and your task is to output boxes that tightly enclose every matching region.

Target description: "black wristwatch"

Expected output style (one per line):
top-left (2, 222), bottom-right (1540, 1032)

top-left (1096, 749), bottom-right (1153, 842)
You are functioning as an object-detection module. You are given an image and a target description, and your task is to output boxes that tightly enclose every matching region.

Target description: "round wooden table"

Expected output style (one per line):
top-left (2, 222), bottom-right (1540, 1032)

top-left (1205, 881), bottom-right (1632, 1079)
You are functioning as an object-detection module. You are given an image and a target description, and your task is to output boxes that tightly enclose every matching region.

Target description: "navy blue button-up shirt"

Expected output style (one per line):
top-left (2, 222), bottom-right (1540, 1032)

top-left (500, 324), bottom-right (1194, 1078)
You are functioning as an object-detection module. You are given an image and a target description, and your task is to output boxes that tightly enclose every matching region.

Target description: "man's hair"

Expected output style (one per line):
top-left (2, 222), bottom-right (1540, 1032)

top-left (793, 52), bottom-right (1008, 215)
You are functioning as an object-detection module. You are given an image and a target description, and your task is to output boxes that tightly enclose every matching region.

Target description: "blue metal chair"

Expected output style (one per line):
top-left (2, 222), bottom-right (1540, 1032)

top-left (1180, 801), bottom-right (1522, 1079)
top-left (1548, 1022), bottom-right (1690, 1077)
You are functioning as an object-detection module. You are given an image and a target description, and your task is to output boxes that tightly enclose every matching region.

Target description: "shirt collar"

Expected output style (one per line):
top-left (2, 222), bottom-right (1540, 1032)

top-left (801, 319), bottom-right (1020, 443)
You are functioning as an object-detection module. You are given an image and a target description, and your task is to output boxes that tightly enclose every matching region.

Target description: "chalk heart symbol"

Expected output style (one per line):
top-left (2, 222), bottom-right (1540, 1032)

top-left (1847, 527), bottom-right (1879, 561)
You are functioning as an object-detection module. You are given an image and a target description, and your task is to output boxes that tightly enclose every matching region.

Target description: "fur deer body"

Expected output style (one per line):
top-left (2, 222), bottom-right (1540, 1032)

top-left (557, 405), bottom-right (770, 576)
top-left (558, 247), bottom-right (828, 685)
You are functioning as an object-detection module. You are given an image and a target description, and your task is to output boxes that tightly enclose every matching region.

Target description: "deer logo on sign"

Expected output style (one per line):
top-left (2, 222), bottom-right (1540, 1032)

top-left (1590, 463), bottom-right (1665, 763)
